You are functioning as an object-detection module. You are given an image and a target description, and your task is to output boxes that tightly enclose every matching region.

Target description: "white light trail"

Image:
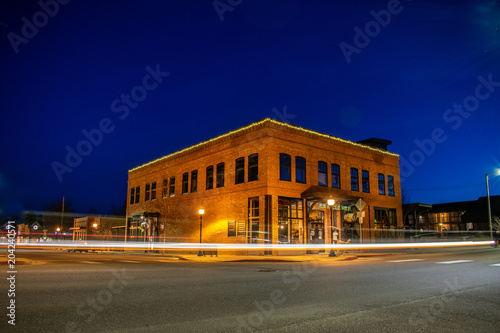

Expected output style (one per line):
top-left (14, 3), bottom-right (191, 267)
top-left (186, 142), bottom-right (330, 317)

top-left (0, 240), bottom-right (495, 251)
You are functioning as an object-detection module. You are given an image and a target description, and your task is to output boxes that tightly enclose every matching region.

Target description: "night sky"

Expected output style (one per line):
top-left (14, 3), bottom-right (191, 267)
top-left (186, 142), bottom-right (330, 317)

top-left (1, 0), bottom-right (499, 218)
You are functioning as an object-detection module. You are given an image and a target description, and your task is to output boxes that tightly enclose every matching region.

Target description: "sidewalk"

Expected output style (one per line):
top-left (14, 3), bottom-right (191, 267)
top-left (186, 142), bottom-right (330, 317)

top-left (174, 252), bottom-right (395, 263)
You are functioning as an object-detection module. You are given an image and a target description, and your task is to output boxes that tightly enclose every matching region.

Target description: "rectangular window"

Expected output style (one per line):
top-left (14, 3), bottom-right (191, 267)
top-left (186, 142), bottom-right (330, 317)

top-left (388, 175), bottom-right (395, 196)
top-left (235, 157), bottom-right (245, 184)
top-left (331, 164), bottom-right (340, 188)
top-left (318, 161), bottom-right (327, 186)
top-left (295, 156), bottom-right (306, 183)
top-left (191, 170), bottom-right (198, 193)
top-left (351, 168), bottom-right (359, 191)
top-left (278, 197), bottom-right (303, 244)
top-left (216, 162), bottom-right (225, 188)
top-left (151, 181), bottom-right (157, 200)
top-left (135, 186), bottom-right (140, 203)
top-left (206, 166), bottom-right (213, 190)
top-left (130, 187), bottom-right (135, 205)
top-left (378, 173), bottom-right (386, 195)
top-left (280, 153), bottom-right (291, 181)
top-left (169, 176), bottom-right (175, 197)
top-left (248, 197), bottom-right (259, 243)
top-left (228, 221), bottom-right (236, 237)
top-left (162, 178), bottom-right (168, 198)
top-left (374, 208), bottom-right (397, 241)
top-left (248, 153), bottom-right (258, 182)
top-left (362, 170), bottom-right (370, 193)
top-left (182, 172), bottom-right (189, 194)
top-left (145, 183), bottom-right (150, 201)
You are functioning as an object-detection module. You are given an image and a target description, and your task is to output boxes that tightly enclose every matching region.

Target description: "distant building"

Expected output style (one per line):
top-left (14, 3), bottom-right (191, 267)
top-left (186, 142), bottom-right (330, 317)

top-left (18, 211), bottom-right (125, 243)
top-left (126, 118), bottom-right (403, 253)
top-left (403, 195), bottom-right (500, 232)
top-left (19, 210), bottom-right (83, 242)
top-left (72, 216), bottom-right (126, 242)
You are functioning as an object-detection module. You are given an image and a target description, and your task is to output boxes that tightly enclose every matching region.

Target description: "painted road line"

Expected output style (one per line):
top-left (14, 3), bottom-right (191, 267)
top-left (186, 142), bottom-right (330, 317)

top-left (490, 263), bottom-right (500, 267)
top-left (436, 260), bottom-right (474, 264)
top-left (388, 259), bottom-right (425, 263)
top-left (79, 261), bottom-right (103, 264)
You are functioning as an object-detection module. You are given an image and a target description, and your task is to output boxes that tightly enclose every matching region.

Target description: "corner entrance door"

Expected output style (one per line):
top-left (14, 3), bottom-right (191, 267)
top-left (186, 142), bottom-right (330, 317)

top-left (307, 209), bottom-right (325, 244)
top-left (308, 223), bottom-right (324, 244)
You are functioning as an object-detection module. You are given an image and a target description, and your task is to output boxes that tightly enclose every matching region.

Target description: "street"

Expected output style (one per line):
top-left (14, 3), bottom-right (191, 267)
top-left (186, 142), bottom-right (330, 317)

top-left (2, 247), bottom-right (500, 332)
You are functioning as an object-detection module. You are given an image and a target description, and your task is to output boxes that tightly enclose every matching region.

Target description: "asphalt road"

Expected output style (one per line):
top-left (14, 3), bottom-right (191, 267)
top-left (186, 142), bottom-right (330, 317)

top-left (1, 248), bottom-right (500, 333)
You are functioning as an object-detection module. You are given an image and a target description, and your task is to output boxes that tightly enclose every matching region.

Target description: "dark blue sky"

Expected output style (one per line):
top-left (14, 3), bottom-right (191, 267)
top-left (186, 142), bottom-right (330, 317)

top-left (1, 0), bottom-right (499, 217)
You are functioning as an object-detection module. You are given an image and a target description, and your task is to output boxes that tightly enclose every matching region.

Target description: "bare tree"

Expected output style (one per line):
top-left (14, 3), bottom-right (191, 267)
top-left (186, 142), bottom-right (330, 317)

top-left (493, 216), bottom-right (500, 232)
top-left (401, 188), bottom-right (412, 205)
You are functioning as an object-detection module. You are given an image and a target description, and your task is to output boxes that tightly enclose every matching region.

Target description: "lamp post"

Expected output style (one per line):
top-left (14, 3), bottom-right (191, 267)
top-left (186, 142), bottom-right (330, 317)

top-left (140, 216), bottom-right (151, 253)
top-left (197, 209), bottom-right (205, 256)
top-left (486, 173), bottom-right (493, 242)
top-left (327, 199), bottom-right (335, 257)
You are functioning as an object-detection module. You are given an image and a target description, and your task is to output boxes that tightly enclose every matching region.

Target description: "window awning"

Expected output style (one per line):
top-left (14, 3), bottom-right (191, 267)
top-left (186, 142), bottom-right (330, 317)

top-left (301, 186), bottom-right (361, 203)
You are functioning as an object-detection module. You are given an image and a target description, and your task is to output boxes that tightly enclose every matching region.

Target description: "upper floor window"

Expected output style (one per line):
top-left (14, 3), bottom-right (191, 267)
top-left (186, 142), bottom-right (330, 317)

top-left (248, 153), bottom-right (258, 182)
top-left (145, 183), bottom-right (150, 201)
top-left (235, 157), bottom-right (245, 184)
top-left (135, 186), bottom-right (140, 203)
top-left (216, 162), bottom-right (225, 188)
top-left (280, 153), bottom-right (291, 181)
top-left (387, 175), bottom-right (395, 196)
top-left (295, 157), bottom-right (306, 183)
top-left (151, 181), bottom-right (157, 200)
top-left (362, 170), bottom-right (370, 193)
top-left (191, 170), bottom-right (198, 193)
top-left (318, 161), bottom-right (328, 186)
top-left (378, 173), bottom-right (386, 195)
top-left (169, 176), bottom-right (175, 197)
top-left (182, 172), bottom-right (189, 194)
top-left (162, 178), bottom-right (168, 198)
top-left (351, 168), bottom-right (359, 191)
top-left (130, 187), bottom-right (135, 205)
top-left (331, 164), bottom-right (340, 188)
top-left (206, 166), bottom-right (214, 190)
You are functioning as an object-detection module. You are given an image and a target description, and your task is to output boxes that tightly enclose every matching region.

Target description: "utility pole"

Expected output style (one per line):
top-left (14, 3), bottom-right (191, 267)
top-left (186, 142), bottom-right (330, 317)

top-left (61, 197), bottom-right (65, 232)
top-left (486, 174), bottom-right (493, 241)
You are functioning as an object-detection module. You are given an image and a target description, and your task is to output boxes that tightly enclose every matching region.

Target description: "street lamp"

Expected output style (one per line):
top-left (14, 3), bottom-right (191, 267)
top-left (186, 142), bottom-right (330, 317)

top-left (327, 199), bottom-right (336, 257)
top-left (197, 209), bottom-right (205, 257)
top-left (486, 170), bottom-right (500, 243)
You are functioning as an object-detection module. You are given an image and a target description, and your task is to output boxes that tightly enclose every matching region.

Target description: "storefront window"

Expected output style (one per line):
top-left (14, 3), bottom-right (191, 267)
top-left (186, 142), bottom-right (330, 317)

top-left (248, 197), bottom-right (259, 243)
top-left (278, 197), bottom-right (303, 243)
top-left (374, 208), bottom-right (397, 241)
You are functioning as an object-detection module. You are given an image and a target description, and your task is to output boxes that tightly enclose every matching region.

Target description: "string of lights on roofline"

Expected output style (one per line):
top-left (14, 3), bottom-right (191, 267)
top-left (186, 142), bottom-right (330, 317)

top-left (129, 118), bottom-right (399, 173)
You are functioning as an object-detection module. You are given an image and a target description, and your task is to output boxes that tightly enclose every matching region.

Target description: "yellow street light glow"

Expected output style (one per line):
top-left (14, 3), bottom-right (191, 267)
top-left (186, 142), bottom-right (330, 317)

top-left (198, 209), bottom-right (205, 215)
top-left (93, 223), bottom-right (98, 228)
top-left (56, 227), bottom-right (60, 232)
top-left (327, 199), bottom-right (335, 206)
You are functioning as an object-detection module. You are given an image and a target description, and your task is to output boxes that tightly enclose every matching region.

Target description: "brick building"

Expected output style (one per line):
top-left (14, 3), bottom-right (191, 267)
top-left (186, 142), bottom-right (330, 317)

top-left (126, 118), bottom-right (403, 252)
